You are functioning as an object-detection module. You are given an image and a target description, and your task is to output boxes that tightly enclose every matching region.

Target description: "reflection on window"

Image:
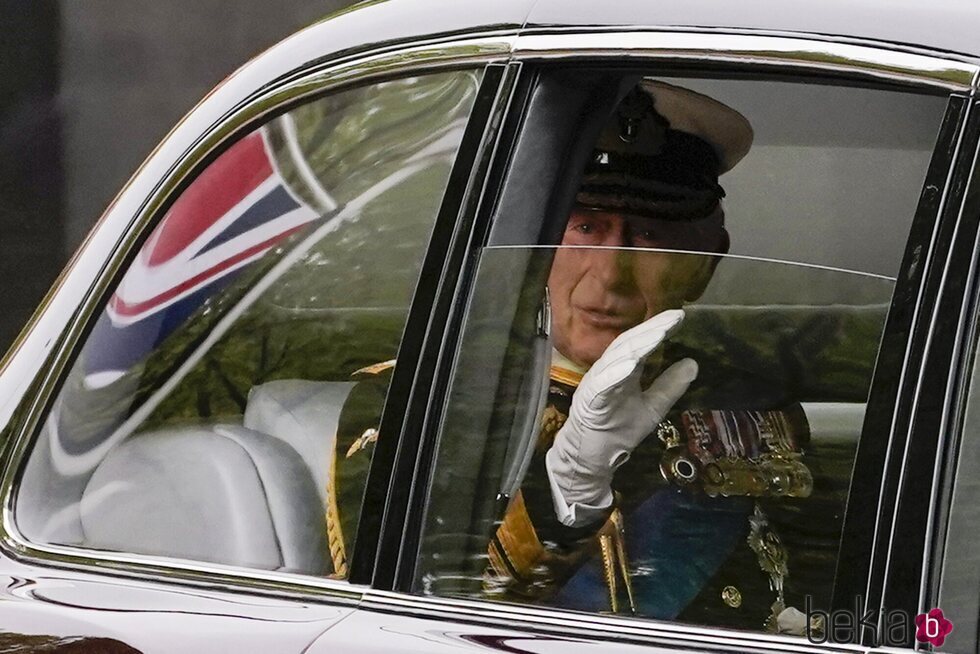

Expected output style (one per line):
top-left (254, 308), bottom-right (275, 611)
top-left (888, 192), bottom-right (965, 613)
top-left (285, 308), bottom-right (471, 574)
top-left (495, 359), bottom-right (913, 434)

top-left (16, 70), bottom-right (484, 577)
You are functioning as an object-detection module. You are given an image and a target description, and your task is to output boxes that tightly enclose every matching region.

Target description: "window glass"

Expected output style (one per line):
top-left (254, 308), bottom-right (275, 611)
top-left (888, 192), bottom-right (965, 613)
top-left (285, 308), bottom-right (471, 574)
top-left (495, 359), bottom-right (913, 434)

top-left (677, 79), bottom-right (942, 278)
top-left (938, 343), bottom-right (980, 652)
top-left (416, 74), bottom-right (946, 635)
top-left (15, 69), bottom-right (484, 577)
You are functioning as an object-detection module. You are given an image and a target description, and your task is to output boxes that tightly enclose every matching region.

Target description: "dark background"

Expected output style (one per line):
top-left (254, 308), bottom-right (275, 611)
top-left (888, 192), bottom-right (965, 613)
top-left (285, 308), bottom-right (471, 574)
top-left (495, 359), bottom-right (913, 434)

top-left (0, 0), bottom-right (351, 356)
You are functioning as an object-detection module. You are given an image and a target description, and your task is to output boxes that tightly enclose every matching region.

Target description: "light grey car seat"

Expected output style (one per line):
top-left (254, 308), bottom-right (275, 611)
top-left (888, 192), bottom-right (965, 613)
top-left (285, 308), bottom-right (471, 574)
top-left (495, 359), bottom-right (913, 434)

top-left (79, 380), bottom-right (355, 574)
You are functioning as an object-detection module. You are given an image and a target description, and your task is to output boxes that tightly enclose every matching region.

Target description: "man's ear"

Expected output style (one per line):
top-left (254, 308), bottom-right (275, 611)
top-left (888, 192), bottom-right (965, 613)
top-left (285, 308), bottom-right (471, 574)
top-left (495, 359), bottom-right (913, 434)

top-left (684, 228), bottom-right (728, 302)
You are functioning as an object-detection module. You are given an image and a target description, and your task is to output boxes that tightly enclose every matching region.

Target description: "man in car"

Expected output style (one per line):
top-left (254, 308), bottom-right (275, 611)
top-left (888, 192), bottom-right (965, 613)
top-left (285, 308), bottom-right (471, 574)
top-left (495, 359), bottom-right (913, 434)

top-left (486, 80), bottom-right (814, 633)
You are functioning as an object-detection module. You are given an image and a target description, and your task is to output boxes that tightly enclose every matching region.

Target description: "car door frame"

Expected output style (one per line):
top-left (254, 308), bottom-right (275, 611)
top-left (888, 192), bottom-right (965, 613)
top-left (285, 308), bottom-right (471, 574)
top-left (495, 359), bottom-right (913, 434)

top-left (870, 94), bottom-right (980, 648)
top-left (911, 96), bottom-right (980, 653)
top-left (824, 88), bottom-right (980, 648)
top-left (362, 27), bottom-right (980, 653)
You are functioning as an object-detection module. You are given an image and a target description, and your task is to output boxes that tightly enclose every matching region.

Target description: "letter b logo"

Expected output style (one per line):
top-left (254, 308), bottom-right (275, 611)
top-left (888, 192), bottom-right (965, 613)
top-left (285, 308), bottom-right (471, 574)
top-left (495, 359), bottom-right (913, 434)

top-left (915, 608), bottom-right (953, 647)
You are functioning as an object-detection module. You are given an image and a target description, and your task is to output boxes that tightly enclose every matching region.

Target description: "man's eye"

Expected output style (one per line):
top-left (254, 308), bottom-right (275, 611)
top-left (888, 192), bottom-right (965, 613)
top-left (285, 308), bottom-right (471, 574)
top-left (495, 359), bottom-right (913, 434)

top-left (632, 230), bottom-right (661, 245)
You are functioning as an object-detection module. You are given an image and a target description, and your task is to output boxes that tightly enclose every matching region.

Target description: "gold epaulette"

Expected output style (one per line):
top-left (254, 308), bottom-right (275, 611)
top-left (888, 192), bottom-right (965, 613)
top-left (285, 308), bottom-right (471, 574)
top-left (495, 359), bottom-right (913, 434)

top-left (488, 491), bottom-right (546, 583)
top-left (352, 359), bottom-right (396, 377)
top-left (346, 428), bottom-right (379, 458)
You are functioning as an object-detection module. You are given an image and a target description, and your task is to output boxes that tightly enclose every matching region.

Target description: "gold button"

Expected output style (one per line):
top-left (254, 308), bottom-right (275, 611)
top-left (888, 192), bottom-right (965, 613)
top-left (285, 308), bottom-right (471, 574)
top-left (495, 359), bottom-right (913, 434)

top-left (722, 585), bottom-right (742, 608)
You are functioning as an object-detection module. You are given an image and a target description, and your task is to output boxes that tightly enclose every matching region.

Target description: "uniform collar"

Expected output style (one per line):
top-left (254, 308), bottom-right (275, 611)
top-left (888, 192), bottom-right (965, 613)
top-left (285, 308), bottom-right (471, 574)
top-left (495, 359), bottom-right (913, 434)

top-left (551, 349), bottom-right (586, 387)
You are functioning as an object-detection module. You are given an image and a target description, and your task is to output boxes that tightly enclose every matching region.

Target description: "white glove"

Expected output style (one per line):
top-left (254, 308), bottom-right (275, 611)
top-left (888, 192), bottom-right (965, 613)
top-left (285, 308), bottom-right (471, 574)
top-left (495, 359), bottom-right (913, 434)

top-left (545, 309), bottom-right (698, 527)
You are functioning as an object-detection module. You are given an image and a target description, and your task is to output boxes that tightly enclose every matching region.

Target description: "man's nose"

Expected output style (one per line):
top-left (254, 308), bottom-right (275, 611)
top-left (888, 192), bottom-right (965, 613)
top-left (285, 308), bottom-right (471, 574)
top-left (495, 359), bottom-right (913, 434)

top-left (591, 240), bottom-right (636, 290)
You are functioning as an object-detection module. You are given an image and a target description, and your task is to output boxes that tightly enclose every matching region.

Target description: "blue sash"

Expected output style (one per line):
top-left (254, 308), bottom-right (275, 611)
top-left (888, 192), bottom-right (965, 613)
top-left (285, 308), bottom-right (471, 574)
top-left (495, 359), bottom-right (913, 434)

top-left (552, 488), bottom-right (751, 618)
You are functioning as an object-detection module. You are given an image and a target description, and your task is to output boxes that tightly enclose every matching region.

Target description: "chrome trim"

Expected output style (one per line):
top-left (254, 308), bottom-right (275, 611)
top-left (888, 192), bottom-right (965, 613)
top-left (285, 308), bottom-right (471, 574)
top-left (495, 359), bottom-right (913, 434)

top-left (0, 33), bottom-right (514, 594)
top-left (279, 112), bottom-right (338, 212)
top-left (362, 590), bottom-right (866, 653)
top-left (2, 542), bottom-right (364, 604)
top-left (514, 32), bottom-right (977, 91)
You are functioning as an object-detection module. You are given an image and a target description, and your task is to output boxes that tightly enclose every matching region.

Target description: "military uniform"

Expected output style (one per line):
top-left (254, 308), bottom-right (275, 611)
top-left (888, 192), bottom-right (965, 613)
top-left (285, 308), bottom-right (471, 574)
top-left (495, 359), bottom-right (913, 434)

top-left (474, 79), bottom-right (830, 630)
top-left (486, 348), bottom-right (816, 632)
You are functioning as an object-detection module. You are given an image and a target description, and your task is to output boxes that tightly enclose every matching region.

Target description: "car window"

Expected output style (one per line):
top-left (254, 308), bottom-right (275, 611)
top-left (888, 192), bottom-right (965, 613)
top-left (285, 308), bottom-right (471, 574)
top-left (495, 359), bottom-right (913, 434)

top-left (415, 73), bottom-right (947, 636)
top-left (14, 69), bottom-right (484, 578)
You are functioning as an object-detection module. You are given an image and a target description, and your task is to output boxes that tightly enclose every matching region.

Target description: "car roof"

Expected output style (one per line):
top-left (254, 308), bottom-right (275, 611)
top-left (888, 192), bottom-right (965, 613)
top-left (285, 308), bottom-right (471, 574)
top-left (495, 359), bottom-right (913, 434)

top-left (316, 0), bottom-right (980, 63)
top-left (525, 0), bottom-right (980, 61)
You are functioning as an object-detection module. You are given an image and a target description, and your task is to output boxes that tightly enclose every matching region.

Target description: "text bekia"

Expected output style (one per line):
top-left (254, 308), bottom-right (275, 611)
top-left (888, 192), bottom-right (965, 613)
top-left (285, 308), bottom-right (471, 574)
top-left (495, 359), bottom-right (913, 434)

top-left (804, 596), bottom-right (940, 647)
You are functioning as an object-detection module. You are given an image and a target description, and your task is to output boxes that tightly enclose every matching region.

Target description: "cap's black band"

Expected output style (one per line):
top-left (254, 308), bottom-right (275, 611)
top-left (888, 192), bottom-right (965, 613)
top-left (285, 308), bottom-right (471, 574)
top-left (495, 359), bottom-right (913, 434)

top-left (579, 129), bottom-right (725, 221)
top-left (586, 129), bottom-right (723, 194)
top-left (575, 187), bottom-right (720, 221)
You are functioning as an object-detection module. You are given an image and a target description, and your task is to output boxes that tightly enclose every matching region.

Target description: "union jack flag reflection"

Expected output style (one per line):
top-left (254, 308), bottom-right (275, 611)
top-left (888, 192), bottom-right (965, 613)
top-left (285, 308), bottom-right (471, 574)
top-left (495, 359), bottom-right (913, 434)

top-left (82, 129), bottom-right (319, 389)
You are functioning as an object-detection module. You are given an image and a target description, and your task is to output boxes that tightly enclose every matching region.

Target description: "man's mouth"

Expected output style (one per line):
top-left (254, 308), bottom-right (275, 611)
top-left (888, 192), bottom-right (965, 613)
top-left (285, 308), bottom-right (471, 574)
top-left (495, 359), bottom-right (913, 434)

top-left (577, 307), bottom-right (639, 329)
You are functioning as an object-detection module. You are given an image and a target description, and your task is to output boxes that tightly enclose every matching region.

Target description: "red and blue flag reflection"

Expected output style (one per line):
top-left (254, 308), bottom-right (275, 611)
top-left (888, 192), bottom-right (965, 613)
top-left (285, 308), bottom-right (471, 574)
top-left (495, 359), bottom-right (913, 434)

top-left (82, 130), bottom-right (318, 388)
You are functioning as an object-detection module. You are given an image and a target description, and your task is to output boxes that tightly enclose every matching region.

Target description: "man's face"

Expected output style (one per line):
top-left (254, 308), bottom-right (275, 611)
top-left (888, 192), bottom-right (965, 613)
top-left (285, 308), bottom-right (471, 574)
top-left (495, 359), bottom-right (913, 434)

top-left (549, 206), bottom-right (726, 368)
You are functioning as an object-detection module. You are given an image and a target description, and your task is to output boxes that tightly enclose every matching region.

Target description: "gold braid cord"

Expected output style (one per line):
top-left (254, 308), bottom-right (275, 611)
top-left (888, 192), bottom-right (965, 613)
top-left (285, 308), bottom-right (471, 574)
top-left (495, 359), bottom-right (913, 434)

top-left (609, 508), bottom-right (636, 613)
top-left (597, 508), bottom-right (636, 614)
top-left (325, 446), bottom-right (348, 577)
top-left (599, 534), bottom-right (618, 611)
